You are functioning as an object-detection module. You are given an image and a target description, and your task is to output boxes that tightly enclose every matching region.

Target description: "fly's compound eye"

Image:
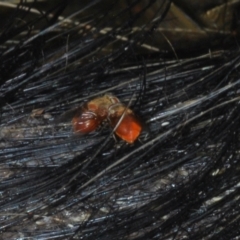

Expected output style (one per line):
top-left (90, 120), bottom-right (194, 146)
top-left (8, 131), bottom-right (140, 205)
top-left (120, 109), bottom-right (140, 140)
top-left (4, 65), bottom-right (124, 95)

top-left (72, 111), bottom-right (102, 134)
top-left (109, 111), bottom-right (142, 144)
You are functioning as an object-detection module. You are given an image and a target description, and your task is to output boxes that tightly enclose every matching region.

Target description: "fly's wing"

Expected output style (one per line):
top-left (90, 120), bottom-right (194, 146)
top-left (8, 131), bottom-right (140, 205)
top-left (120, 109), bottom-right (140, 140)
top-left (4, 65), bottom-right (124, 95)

top-left (56, 107), bottom-right (81, 124)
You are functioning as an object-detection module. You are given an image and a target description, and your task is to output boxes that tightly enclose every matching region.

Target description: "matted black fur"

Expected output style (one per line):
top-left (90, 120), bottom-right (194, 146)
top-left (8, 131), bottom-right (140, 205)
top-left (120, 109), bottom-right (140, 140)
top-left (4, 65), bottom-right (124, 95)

top-left (0, 1), bottom-right (240, 239)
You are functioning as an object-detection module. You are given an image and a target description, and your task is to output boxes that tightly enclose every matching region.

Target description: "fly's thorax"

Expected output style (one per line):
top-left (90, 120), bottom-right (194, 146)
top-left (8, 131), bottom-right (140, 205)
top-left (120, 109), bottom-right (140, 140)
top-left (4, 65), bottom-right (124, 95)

top-left (86, 94), bottom-right (121, 118)
top-left (104, 94), bottom-right (120, 104)
top-left (87, 97), bottom-right (109, 118)
top-left (108, 103), bottom-right (133, 118)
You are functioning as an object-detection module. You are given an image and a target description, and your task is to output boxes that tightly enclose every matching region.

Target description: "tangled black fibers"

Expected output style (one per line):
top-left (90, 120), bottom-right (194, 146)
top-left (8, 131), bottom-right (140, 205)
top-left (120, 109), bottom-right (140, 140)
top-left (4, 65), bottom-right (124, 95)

top-left (1, 0), bottom-right (240, 239)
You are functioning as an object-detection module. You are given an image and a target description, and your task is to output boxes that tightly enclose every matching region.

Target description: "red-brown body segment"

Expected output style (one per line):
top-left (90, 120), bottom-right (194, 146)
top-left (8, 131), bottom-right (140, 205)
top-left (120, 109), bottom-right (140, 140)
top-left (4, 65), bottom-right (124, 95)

top-left (72, 110), bottom-right (101, 133)
top-left (108, 104), bottom-right (142, 143)
top-left (110, 114), bottom-right (142, 143)
top-left (72, 94), bottom-right (142, 143)
top-left (72, 95), bottom-right (118, 134)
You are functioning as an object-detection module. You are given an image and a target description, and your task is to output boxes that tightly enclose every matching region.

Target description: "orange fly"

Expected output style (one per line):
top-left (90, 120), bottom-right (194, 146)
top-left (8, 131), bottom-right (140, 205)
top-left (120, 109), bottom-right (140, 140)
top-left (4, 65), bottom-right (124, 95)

top-left (72, 94), bottom-right (142, 143)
